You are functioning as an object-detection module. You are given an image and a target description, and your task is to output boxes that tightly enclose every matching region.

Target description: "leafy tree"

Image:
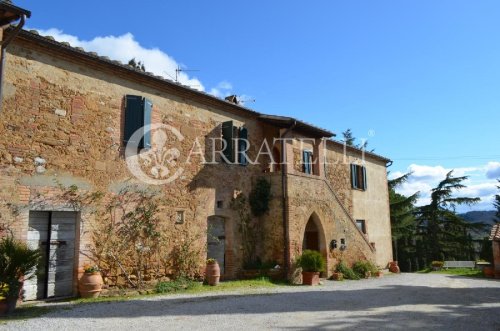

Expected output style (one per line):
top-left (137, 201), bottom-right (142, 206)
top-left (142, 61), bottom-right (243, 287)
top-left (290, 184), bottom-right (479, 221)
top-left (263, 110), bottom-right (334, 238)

top-left (341, 128), bottom-right (374, 152)
top-left (388, 172), bottom-right (419, 266)
top-left (128, 58), bottom-right (146, 72)
top-left (342, 129), bottom-right (355, 146)
top-left (416, 171), bottom-right (481, 261)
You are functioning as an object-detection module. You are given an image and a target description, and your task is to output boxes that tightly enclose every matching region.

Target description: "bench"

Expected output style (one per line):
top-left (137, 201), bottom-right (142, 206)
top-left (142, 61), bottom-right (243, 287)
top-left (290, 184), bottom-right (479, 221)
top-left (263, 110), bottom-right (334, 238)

top-left (443, 261), bottom-right (475, 269)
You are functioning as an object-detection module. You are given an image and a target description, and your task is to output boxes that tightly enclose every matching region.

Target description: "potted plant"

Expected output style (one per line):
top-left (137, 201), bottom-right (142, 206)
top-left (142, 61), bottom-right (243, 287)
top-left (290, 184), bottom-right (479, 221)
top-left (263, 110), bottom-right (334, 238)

top-left (0, 237), bottom-right (41, 315)
top-left (431, 261), bottom-right (444, 271)
top-left (388, 261), bottom-right (400, 273)
top-left (483, 266), bottom-right (494, 278)
top-left (374, 270), bottom-right (384, 278)
top-left (330, 271), bottom-right (344, 281)
top-left (296, 250), bottom-right (325, 286)
top-left (353, 260), bottom-right (378, 279)
top-left (205, 258), bottom-right (220, 286)
top-left (78, 264), bottom-right (104, 298)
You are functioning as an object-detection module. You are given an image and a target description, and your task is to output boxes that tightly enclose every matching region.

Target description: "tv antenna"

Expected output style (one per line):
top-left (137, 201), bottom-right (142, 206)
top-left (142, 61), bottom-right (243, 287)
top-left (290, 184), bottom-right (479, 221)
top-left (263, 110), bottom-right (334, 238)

top-left (175, 65), bottom-right (200, 83)
top-left (239, 96), bottom-right (256, 104)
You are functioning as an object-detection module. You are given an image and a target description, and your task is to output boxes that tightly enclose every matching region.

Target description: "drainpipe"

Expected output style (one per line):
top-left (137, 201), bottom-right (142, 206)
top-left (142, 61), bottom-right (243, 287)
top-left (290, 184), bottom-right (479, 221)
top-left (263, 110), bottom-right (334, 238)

top-left (0, 13), bottom-right (26, 112)
top-left (281, 120), bottom-right (296, 277)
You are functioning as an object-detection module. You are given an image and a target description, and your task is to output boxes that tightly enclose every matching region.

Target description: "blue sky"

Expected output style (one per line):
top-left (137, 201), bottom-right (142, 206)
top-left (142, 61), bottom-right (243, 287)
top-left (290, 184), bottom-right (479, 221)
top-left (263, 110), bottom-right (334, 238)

top-left (16, 0), bottom-right (500, 211)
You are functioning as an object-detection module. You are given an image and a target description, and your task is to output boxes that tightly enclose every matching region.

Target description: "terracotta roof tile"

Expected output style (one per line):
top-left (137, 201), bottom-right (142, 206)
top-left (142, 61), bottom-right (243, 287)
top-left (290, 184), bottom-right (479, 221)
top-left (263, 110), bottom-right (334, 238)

top-left (490, 224), bottom-right (500, 241)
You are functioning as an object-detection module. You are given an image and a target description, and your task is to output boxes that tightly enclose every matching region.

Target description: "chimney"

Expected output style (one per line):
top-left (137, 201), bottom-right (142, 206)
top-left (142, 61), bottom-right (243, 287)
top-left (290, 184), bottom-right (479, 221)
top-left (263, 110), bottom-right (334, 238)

top-left (224, 95), bottom-right (239, 105)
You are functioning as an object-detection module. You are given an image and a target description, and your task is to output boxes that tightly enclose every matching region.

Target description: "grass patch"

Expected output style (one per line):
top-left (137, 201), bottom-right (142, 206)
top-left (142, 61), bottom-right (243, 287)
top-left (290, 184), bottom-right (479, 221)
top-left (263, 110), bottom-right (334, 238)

top-left (0, 305), bottom-right (52, 324)
top-left (417, 268), bottom-right (484, 278)
top-left (60, 277), bottom-right (287, 305)
top-left (166, 277), bottom-right (284, 295)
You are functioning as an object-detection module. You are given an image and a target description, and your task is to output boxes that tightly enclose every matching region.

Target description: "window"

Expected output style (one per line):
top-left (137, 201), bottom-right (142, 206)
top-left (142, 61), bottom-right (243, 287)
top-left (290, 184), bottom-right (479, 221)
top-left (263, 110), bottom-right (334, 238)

top-left (351, 164), bottom-right (367, 190)
top-left (356, 219), bottom-right (366, 234)
top-left (221, 121), bottom-right (248, 165)
top-left (302, 150), bottom-right (313, 174)
top-left (124, 95), bottom-right (152, 149)
top-left (216, 200), bottom-right (224, 209)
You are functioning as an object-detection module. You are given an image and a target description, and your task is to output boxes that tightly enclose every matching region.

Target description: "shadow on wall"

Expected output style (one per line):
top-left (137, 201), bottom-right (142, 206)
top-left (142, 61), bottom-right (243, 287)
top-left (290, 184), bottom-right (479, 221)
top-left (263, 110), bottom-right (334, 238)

top-left (35, 283), bottom-right (500, 329)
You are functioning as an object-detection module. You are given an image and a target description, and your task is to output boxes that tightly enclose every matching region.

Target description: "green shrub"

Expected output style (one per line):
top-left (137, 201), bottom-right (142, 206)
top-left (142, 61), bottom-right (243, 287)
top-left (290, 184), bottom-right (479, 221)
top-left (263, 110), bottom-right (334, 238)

top-left (352, 260), bottom-right (378, 278)
top-left (296, 250), bottom-right (325, 272)
top-left (249, 177), bottom-right (272, 217)
top-left (336, 260), bottom-right (359, 280)
top-left (155, 277), bottom-right (199, 294)
top-left (0, 236), bottom-right (41, 299)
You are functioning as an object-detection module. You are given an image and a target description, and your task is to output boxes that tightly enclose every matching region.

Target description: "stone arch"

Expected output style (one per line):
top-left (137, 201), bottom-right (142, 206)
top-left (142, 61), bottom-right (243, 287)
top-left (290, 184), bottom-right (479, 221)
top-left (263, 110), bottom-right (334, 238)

top-left (300, 211), bottom-right (329, 275)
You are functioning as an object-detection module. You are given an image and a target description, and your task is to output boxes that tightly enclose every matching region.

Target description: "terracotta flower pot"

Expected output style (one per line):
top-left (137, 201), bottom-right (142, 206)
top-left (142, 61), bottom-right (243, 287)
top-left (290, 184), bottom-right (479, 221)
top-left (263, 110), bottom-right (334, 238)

top-left (206, 262), bottom-right (220, 286)
top-left (483, 266), bottom-right (494, 278)
top-left (0, 299), bottom-right (8, 316)
top-left (79, 272), bottom-right (103, 298)
top-left (0, 281), bottom-right (24, 315)
top-left (331, 272), bottom-right (343, 281)
top-left (375, 271), bottom-right (383, 278)
top-left (302, 271), bottom-right (320, 286)
top-left (389, 261), bottom-right (400, 273)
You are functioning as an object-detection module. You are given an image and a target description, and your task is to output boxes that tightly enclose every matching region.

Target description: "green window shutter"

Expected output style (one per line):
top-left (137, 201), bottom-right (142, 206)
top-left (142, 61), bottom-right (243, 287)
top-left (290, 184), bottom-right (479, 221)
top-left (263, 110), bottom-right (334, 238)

top-left (351, 164), bottom-right (358, 189)
top-left (222, 121), bottom-right (234, 163)
top-left (303, 151), bottom-right (312, 174)
top-left (362, 166), bottom-right (367, 190)
top-left (142, 98), bottom-right (152, 150)
top-left (124, 95), bottom-right (144, 147)
top-left (238, 127), bottom-right (248, 165)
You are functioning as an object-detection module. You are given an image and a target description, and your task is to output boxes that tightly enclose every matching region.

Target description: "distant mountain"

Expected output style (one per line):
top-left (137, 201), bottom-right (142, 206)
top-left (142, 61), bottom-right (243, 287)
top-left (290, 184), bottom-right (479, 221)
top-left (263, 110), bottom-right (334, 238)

top-left (459, 210), bottom-right (497, 239)
top-left (460, 210), bottom-right (496, 225)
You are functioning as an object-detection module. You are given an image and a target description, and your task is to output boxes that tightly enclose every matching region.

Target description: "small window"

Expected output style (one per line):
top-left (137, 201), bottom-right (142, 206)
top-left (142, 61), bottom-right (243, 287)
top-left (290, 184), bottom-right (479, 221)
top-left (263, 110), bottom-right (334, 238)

top-left (221, 121), bottom-right (249, 165)
top-left (216, 200), bottom-right (223, 209)
top-left (351, 164), bottom-right (367, 190)
top-left (356, 220), bottom-right (366, 234)
top-left (303, 150), bottom-right (313, 174)
top-left (175, 211), bottom-right (185, 224)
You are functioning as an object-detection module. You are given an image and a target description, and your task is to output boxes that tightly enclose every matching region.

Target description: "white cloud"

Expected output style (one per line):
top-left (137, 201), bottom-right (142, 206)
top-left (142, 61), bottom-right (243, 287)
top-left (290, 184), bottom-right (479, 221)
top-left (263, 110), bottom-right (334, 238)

top-left (34, 28), bottom-right (235, 97)
top-left (394, 162), bottom-right (499, 212)
top-left (209, 81), bottom-right (233, 98)
top-left (486, 162), bottom-right (500, 179)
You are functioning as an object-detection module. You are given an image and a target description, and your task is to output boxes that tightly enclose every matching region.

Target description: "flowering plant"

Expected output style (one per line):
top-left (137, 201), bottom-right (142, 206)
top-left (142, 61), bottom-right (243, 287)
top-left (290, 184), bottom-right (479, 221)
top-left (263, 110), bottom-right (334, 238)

top-left (83, 264), bottom-right (100, 273)
top-left (206, 258), bottom-right (217, 265)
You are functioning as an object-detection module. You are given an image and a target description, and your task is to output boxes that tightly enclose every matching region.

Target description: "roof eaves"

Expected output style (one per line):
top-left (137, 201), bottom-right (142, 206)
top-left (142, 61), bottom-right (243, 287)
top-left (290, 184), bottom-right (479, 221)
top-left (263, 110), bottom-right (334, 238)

top-left (490, 224), bottom-right (500, 241)
top-left (259, 114), bottom-right (335, 137)
top-left (327, 139), bottom-right (392, 163)
top-left (14, 29), bottom-right (262, 118)
top-left (0, 1), bottom-right (31, 18)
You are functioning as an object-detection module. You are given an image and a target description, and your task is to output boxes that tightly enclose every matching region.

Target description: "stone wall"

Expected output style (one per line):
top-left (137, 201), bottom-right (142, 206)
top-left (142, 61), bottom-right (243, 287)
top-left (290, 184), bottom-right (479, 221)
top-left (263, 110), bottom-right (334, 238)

top-left (0, 36), bottom-right (274, 284)
top-left (286, 173), bottom-right (376, 280)
top-left (0, 30), bottom-right (393, 291)
top-left (325, 141), bottom-right (393, 267)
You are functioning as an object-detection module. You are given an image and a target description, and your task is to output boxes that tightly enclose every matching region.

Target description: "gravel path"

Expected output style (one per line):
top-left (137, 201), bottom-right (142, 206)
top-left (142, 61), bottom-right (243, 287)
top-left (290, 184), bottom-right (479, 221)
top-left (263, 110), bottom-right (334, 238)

top-left (2, 273), bottom-right (500, 330)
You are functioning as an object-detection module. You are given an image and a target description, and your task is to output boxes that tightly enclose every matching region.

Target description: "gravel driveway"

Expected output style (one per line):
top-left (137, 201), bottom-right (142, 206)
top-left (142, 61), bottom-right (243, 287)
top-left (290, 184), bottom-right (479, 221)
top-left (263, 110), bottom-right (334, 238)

top-left (2, 273), bottom-right (500, 330)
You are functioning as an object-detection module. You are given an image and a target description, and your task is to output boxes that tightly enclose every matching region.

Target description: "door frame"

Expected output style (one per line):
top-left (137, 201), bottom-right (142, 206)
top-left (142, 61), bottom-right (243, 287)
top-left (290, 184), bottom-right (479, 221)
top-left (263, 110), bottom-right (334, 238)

top-left (26, 207), bottom-right (81, 299)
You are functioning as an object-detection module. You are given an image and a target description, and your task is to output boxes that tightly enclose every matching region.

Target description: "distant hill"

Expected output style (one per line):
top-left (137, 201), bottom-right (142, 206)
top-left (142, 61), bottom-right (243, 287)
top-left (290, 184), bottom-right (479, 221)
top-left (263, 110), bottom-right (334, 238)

top-left (459, 210), bottom-right (497, 239)
top-left (460, 210), bottom-right (496, 225)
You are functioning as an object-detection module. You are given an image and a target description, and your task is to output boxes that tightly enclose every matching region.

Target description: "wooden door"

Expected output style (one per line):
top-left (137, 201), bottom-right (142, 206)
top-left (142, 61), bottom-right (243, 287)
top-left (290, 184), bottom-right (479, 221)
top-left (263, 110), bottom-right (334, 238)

top-left (24, 211), bottom-right (77, 300)
top-left (207, 217), bottom-right (225, 275)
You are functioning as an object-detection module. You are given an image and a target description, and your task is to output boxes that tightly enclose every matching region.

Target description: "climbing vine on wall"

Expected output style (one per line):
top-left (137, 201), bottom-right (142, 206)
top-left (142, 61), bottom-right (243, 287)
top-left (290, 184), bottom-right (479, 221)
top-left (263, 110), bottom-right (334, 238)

top-left (249, 177), bottom-right (271, 217)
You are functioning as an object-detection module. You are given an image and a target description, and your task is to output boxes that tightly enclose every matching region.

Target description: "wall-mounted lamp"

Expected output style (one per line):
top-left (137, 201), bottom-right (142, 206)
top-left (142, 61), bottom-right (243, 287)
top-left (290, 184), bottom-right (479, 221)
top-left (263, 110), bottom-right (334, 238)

top-left (340, 238), bottom-right (347, 251)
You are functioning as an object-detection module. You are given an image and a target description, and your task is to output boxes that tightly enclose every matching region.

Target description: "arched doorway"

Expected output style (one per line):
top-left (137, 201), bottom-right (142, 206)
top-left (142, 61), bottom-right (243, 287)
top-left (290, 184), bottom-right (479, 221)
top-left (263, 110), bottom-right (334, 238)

top-left (303, 217), bottom-right (319, 251)
top-left (301, 212), bottom-right (328, 276)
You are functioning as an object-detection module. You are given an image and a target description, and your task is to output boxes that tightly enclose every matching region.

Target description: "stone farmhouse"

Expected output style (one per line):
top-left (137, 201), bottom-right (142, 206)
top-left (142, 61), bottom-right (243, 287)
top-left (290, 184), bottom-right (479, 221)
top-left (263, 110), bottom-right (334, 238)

top-left (0, 2), bottom-right (393, 300)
